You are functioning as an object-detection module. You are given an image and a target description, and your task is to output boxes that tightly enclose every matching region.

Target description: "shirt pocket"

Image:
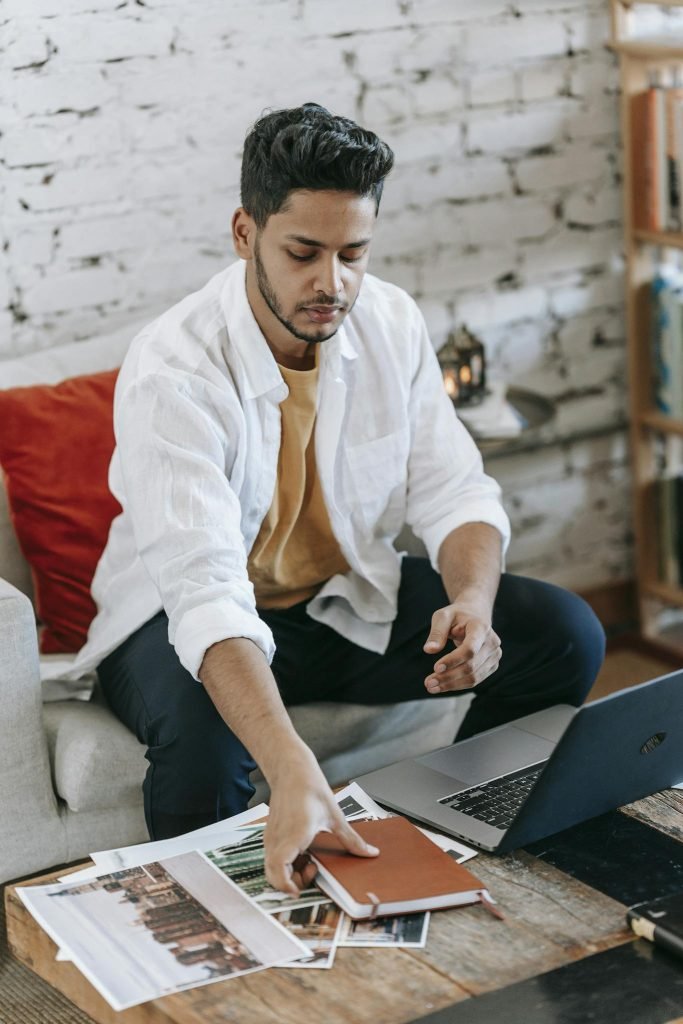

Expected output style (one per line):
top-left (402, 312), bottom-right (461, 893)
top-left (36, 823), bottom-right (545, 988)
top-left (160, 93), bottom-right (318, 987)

top-left (344, 427), bottom-right (409, 533)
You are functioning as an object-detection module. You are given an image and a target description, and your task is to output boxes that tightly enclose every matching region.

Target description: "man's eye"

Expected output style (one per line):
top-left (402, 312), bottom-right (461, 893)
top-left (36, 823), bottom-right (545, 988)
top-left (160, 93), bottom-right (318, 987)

top-left (341, 253), bottom-right (364, 263)
top-left (288, 251), bottom-right (315, 262)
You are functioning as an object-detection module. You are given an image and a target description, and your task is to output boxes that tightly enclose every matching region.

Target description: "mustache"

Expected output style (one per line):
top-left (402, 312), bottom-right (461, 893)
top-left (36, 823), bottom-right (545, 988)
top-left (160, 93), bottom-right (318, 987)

top-left (297, 295), bottom-right (345, 309)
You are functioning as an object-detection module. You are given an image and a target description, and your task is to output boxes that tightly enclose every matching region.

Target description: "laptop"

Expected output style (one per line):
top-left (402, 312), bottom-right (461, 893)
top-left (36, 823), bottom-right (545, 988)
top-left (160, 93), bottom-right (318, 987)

top-left (354, 669), bottom-right (683, 852)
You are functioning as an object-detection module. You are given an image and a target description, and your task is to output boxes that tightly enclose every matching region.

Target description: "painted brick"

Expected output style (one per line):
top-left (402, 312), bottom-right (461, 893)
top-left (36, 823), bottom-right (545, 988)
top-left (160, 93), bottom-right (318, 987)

top-left (550, 272), bottom-right (623, 318)
top-left (21, 266), bottom-right (127, 315)
top-left (4, 115), bottom-right (125, 169)
top-left (411, 75), bottom-right (465, 120)
top-left (455, 285), bottom-right (548, 329)
top-left (427, 244), bottom-right (518, 295)
top-left (569, 58), bottom-right (620, 100)
top-left (47, 16), bottom-right (175, 63)
top-left (410, 0), bottom-right (510, 25)
top-left (8, 165), bottom-right (128, 213)
top-left (368, 256), bottom-right (421, 297)
top-left (415, 298), bottom-right (453, 346)
top-left (468, 70), bottom-right (516, 108)
top-left (518, 62), bottom-right (570, 103)
top-left (363, 85), bottom-right (411, 129)
top-left (482, 320), bottom-right (548, 379)
top-left (458, 196), bottom-right (555, 247)
top-left (299, 1), bottom-right (412, 36)
top-left (2, 0), bottom-right (121, 13)
top-left (516, 144), bottom-right (610, 191)
top-left (467, 106), bottom-right (568, 155)
top-left (384, 157), bottom-right (510, 211)
top-left (564, 182), bottom-right (622, 226)
top-left (7, 227), bottom-right (55, 267)
top-left (372, 206), bottom-right (457, 260)
top-left (564, 97), bottom-right (620, 141)
top-left (58, 212), bottom-right (164, 260)
top-left (567, 11), bottom-right (611, 54)
top-left (521, 227), bottom-right (621, 277)
top-left (13, 68), bottom-right (115, 117)
top-left (465, 17), bottom-right (568, 65)
top-left (383, 121), bottom-right (461, 165)
top-left (3, 27), bottom-right (51, 70)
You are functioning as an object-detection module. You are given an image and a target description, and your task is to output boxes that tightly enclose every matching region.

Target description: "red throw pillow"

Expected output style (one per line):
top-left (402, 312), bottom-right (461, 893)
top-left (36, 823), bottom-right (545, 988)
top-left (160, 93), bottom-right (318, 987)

top-left (0, 370), bottom-right (121, 653)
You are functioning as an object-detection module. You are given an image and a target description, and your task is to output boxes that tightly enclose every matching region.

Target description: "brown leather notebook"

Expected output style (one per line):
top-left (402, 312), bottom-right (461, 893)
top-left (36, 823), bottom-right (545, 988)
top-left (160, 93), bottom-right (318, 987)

top-left (308, 815), bottom-right (494, 920)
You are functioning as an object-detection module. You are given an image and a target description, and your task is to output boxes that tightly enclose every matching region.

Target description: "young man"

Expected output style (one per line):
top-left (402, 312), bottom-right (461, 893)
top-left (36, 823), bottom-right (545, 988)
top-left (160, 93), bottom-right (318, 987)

top-left (79, 103), bottom-right (605, 894)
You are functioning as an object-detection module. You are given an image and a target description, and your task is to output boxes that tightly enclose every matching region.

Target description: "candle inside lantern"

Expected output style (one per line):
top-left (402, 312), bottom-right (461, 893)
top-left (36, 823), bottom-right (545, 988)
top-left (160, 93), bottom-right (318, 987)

top-left (443, 368), bottom-right (459, 400)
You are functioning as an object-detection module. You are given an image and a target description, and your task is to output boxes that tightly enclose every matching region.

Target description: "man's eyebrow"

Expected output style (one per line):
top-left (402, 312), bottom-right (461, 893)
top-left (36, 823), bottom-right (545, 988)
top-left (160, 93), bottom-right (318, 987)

top-left (285, 234), bottom-right (371, 249)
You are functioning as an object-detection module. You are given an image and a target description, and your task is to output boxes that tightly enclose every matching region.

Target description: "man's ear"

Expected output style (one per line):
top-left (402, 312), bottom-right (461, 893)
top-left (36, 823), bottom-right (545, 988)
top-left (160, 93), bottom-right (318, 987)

top-left (232, 207), bottom-right (256, 260)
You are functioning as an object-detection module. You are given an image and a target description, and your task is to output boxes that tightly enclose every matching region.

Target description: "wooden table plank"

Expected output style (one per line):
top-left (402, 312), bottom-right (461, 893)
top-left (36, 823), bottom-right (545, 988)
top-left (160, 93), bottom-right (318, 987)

top-left (5, 881), bottom-right (467, 1024)
top-left (408, 850), bottom-right (632, 997)
top-left (621, 790), bottom-right (683, 843)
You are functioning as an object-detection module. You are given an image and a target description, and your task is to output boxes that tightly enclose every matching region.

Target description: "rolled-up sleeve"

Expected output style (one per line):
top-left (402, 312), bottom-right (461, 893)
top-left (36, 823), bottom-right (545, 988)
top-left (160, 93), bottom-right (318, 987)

top-left (404, 310), bottom-right (511, 571)
top-left (114, 372), bottom-right (274, 679)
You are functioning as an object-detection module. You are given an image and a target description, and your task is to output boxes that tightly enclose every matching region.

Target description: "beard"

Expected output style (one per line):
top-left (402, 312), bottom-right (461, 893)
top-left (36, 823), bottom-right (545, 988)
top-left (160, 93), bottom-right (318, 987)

top-left (254, 239), bottom-right (344, 345)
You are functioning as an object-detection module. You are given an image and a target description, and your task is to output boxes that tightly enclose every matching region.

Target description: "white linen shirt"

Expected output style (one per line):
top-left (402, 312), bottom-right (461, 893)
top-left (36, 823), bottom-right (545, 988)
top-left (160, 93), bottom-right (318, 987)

top-left (71, 260), bottom-right (510, 682)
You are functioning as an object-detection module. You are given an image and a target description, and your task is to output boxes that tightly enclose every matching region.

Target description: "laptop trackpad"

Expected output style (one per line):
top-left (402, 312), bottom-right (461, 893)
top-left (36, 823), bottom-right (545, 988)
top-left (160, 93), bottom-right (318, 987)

top-left (418, 726), bottom-right (556, 784)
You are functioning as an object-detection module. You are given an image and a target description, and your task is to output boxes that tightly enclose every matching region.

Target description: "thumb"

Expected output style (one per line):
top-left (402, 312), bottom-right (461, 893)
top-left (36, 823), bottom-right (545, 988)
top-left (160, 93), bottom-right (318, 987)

top-left (334, 820), bottom-right (380, 858)
top-left (424, 609), bottom-right (452, 652)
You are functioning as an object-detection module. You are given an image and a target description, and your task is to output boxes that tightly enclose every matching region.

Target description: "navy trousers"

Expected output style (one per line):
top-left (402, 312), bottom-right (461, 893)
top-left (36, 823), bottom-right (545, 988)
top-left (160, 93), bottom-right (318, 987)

top-left (97, 558), bottom-right (605, 841)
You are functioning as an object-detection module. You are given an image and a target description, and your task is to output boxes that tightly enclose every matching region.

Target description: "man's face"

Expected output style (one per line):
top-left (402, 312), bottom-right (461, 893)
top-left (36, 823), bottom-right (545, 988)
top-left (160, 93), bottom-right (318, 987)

top-left (237, 189), bottom-right (377, 353)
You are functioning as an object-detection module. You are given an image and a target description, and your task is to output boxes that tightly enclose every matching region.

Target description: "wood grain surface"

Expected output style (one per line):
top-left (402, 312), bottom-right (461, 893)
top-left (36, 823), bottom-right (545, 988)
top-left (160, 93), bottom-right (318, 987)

top-left (6, 793), bottom-right (682, 1024)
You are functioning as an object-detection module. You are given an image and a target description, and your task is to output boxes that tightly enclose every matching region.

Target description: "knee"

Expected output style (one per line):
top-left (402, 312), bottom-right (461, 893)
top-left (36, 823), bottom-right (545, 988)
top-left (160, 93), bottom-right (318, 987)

top-left (539, 585), bottom-right (606, 700)
top-left (497, 574), bottom-right (605, 702)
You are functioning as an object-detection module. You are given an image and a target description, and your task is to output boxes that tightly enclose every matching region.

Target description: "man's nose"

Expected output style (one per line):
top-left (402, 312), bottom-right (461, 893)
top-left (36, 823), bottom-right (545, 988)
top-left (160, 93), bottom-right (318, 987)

top-left (313, 257), bottom-right (343, 299)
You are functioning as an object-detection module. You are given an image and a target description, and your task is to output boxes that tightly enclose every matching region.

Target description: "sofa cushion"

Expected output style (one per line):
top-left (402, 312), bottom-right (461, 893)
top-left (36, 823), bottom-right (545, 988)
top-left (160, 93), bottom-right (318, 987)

top-left (43, 695), bottom-right (148, 813)
top-left (0, 371), bottom-right (121, 653)
top-left (42, 692), bottom-right (464, 814)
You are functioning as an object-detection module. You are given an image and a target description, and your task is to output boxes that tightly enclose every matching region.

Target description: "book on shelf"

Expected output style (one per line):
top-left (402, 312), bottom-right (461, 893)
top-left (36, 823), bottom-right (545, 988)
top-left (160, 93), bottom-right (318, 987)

top-left (627, 890), bottom-right (683, 961)
top-left (654, 436), bottom-right (683, 587)
top-left (309, 815), bottom-right (497, 921)
top-left (651, 259), bottom-right (683, 418)
top-left (631, 75), bottom-right (683, 233)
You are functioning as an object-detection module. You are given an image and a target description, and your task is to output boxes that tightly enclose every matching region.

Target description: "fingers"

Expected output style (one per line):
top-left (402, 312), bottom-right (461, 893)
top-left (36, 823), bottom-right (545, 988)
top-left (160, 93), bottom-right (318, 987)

top-left (332, 817), bottom-right (380, 858)
top-left (265, 840), bottom-right (307, 895)
top-left (425, 640), bottom-right (502, 694)
top-left (264, 806), bottom-right (379, 896)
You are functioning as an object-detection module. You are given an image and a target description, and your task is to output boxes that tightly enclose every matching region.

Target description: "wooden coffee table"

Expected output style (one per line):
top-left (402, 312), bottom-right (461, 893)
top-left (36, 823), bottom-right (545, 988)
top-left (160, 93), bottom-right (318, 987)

top-left (6, 791), bottom-right (683, 1024)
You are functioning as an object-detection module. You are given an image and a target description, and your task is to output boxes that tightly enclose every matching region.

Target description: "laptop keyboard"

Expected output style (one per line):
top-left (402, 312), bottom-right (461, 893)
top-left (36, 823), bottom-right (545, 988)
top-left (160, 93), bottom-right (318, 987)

top-left (438, 761), bottom-right (548, 831)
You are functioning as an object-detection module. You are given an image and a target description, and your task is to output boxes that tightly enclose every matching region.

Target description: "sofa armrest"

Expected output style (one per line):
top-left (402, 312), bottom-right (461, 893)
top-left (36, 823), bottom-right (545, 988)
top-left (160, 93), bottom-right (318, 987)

top-left (0, 578), bottom-right (65, 883)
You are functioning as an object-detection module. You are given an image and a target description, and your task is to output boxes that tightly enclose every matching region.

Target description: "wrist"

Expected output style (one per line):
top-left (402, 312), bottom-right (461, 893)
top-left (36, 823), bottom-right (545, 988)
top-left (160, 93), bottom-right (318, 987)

top-left (260, 733), bottom-right (318, 784)
top-left (448, 590), bottom-right (493, 623)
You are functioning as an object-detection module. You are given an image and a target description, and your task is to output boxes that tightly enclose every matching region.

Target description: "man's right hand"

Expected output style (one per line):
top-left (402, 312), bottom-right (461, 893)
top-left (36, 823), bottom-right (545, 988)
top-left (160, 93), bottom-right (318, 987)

top-left (199, 637), bottom-right (378, 893)
top-left (263, 746), bottom-right (379, 894)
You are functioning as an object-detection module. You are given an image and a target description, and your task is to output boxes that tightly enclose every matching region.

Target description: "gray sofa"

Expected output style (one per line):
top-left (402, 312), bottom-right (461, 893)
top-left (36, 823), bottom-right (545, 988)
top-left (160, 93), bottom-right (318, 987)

top-left (0, 322), bottom-right (463, 885)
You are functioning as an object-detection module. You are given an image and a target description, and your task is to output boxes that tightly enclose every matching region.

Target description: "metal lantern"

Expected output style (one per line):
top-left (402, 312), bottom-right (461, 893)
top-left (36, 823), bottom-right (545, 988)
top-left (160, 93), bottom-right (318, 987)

top-left (438, 326), bottom-right (487, 406)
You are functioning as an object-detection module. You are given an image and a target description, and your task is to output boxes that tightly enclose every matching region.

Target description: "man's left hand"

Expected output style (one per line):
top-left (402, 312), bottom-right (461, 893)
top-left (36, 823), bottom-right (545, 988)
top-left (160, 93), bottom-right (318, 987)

top-left (423, 605), bottom-right (501, 694)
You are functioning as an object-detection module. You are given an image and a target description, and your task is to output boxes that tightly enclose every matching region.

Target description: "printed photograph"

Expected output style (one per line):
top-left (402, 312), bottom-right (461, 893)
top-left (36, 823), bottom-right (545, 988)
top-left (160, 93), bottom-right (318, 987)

top-left (339, 911), bottom-right (430, 948)
top-left (206, 825), bottom-right (324, 911)
top-left (18, 851), bottom-right (307, 1010)
top-left (273, 900), bottom-right (343, 968)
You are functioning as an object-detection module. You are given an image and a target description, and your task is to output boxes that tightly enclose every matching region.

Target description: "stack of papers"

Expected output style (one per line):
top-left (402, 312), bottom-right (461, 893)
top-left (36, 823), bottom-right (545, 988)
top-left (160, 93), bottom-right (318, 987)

top-left (18, 784), bottom-right (479, 1011)
top-left (456, 381), bottom-right (524, 439)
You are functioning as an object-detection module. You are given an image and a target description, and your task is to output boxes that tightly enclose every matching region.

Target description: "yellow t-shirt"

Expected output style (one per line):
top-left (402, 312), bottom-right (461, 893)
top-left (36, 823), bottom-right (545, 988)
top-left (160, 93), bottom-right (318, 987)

top-left (247, 360), bottom-right (350, 609)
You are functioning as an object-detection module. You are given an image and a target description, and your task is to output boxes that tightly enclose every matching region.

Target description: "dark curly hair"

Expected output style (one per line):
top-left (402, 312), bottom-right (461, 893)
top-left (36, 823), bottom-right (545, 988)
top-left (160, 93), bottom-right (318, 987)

top-left (240, 102), bottom-right (394, 227)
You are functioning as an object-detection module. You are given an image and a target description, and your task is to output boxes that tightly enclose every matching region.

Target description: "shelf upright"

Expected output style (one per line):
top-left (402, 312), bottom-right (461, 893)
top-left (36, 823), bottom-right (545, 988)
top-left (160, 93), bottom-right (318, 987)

top-left (611, 0), bottom-right (683, 655)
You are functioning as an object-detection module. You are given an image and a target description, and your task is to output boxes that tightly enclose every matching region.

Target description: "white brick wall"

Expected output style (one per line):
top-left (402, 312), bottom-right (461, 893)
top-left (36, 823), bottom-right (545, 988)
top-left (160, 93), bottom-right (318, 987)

top-left (1, 0), bottom-right (634, 593)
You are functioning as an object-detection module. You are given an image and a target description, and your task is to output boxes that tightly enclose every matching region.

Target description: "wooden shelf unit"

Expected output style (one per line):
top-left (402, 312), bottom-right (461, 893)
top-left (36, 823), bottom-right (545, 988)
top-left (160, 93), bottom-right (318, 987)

top-left (611, 0), bottom-right (683, 657)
